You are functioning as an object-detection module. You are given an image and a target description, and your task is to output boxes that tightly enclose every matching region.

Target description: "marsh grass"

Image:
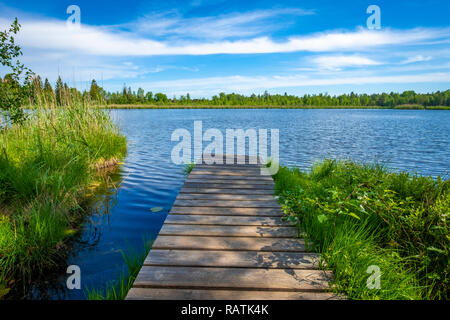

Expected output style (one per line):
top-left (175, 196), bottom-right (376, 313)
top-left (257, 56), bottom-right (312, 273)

top-left (85, 239), bottom-right (151, 300)
top-left (273, 160), bottom-right (449, 300)
top-left (394, 104), bottom-right (425, 109)
top-left (0, 103), bottom-right (127, 297)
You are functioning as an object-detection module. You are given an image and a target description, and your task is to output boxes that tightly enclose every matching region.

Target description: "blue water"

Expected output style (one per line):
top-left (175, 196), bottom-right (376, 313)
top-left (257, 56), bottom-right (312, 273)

top-left (30, 109), bottom-right (449, 299)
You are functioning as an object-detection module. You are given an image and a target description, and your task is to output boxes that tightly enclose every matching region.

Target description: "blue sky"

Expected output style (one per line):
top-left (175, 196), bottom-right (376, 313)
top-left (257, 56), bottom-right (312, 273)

top-left (0, 0), bottom-right (449, 97)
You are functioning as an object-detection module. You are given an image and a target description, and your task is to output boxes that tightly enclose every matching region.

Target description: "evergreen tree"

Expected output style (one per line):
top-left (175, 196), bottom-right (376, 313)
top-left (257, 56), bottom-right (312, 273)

top-left (43, 78), bottom-right (55, 106)
top-left (137, 88), bottom-right (145, 103)
top-left (31, 75), bottom-right (43, 105)
top-left (55, 76), bottom-right (64, 106)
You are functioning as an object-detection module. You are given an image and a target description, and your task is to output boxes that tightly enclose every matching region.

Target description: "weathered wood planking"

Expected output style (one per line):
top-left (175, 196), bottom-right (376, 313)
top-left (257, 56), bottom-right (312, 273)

top-left (164, 214), bottom-right (288, 226)
top-left (170, 206), bottom-right (283, 216)
top-left (151, 236), bottom-right (307, 252)
top-left (144, 250), bottom-right (320, 269)
top-left (158, 224), bottom-right (298, 238)
top-left (132, 266), bottom-right (332, 291)
top-left (127, 288), bottom-right (342, 300)
top-left (176, 193), bottom-right (277, 201)
top-left (183, 183), bottom-right (275, 189)
top-left (179, 187), bottom-right (275, 195)
top-left (173, 199), bottom-right (281, 208)
top-left (127, 155), bottom-right (334, 300)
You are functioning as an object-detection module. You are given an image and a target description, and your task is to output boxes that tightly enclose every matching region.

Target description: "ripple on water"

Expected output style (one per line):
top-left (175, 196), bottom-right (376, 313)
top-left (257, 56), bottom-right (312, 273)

top-left (30, 109), bottom-right (449, 299)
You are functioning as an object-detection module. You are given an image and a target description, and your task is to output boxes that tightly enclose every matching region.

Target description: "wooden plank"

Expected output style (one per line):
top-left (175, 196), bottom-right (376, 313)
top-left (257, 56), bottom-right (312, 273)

top-left (164, 214), bottom-right (287, 226)
top-left (192, 165), bottom-right (263, 170)
top-left (173, 199), bottom-right (281, 208)
top-left (152, 236), bottom-right (306, 252)
top-left (195, 165), bottom-right (262, 170)
top-left (197, 161), bottom-right (263, 167)
top-left (133, 266), bottom-right (332, 291)
top-left (176, 193), bottom-right (276, 201)
top-left (179, 187), bottom-right (275, 195)
top-left (183, 183), bottom-right (274, 189)
top-left (199, 155), bottom-right (263, 164)
top-left (145, 250), bottom-right (319, 269)
top-left (192, 166), bottom-right (263, 171)
top-left (158, 225), bottom-right (297, 238)
top-left (190, 169), bottom-right (264, 176)
top-left (170, 206), bottom-right (283, 216)
top-left (187, 177), bottom-right (273, 184)
top-left (127, 288), bottom-right (341, 300)
top-left (188, 174), bottom-right (273, 181)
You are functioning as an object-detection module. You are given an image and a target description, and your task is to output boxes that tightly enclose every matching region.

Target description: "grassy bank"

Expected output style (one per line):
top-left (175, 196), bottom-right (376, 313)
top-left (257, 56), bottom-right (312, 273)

top-left (103, 104), bottom-right (387, 109)
top-left (272, 160), bottom-right (448, 300)
top-left (0, 104), bottom-right (127, 298)
top-left (103, 104), bottom-right (450, 110)
top-left (393, 105), bottom-right (450, 110)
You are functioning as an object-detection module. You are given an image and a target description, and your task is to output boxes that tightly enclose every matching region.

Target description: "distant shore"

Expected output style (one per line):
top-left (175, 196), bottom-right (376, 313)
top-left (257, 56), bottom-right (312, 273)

top-left (102, 104), bottom-right (450, 110)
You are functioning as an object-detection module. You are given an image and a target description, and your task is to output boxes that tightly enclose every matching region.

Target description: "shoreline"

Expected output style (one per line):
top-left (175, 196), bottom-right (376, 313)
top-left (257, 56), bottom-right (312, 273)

top-left (101, 104), bottom-right (450, 110)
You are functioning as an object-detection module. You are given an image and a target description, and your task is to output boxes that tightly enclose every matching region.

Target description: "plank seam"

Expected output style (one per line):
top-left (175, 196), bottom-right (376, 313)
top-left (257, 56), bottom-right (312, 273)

top-left (131, 285), bottom-right (330, 293)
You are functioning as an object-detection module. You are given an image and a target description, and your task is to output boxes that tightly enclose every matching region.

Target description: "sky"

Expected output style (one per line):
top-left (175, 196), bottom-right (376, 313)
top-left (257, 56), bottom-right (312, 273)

top-left (0, 0), bottom-right (449, 97)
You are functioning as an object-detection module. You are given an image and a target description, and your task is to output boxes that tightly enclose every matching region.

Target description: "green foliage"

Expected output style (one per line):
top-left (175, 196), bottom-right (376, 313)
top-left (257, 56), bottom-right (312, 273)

top-left (101, 88), bottom-right (450, 107)
top-left (183, 162), bottom-right (195, 174)
top-left (85, 239), bottom-right (151, 300)
top-left (0, 103), bottom-right (127, 296)
top-left (273, 160), bottom-right (449, 300)
top-left (0, 18), bottom-right (32, 124)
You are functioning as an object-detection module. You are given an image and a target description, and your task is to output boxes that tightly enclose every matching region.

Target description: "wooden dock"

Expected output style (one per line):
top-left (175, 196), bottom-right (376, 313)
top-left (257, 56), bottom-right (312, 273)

top-left (126, 155), bottom-right (337, 300)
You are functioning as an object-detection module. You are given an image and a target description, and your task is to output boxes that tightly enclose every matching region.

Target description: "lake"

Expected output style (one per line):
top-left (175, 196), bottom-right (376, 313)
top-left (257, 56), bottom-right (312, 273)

top-left (28, 109), bottom-right (450, 299)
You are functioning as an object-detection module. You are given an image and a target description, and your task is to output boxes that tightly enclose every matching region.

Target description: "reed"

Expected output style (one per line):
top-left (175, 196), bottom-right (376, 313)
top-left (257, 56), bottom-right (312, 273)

top-left (85, 239), bottom-right (151, 300)
top-left (0, 102), bottom-right (127, 297)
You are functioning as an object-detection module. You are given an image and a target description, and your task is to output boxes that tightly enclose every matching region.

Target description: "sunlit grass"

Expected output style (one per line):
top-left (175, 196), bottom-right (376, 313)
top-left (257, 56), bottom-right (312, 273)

top-left (273, 160), bottom-right (449, 300)
top-left (0, 103), bottom-right (127, 296)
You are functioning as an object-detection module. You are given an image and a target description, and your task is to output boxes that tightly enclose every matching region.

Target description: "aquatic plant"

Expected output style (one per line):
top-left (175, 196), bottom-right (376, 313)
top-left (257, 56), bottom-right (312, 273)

top-left (183, 162), bottom-right (195, 174)
top-left (273, 160), bottom-right (449, 300)
top-left (85, 239), bottom-right (151, 300)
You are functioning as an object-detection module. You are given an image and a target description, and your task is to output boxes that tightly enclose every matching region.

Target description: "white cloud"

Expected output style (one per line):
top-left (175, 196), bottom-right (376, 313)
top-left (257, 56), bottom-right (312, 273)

top-left (132, 72), bottom-right (450, 94)
top-left (1, 8), bottom-right (449, 95)
top-left (311, 55), bottom-right (381, 70)
top-left (401, 55), bottom-right (432, 64)
top-left (132, 8), bottom-right (315, 40)
top-left (2, 16), bottom-right (449, 57)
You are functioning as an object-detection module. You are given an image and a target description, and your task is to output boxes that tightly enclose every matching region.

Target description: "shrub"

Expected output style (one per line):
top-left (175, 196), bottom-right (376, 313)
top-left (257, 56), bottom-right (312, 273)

top-left (273, 160), bottom-right (449, 299)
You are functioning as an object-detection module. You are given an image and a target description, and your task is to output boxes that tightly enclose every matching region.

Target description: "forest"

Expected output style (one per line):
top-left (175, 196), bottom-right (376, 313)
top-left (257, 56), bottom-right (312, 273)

top-left (2, 75), bottom-right (450, 109)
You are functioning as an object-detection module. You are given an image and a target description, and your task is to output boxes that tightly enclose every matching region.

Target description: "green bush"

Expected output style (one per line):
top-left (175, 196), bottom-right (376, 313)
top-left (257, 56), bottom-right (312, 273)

top-left (273, 160), bottom-right (449, 299)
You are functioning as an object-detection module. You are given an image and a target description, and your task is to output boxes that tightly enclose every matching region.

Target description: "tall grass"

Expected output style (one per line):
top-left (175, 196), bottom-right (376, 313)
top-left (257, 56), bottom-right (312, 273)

top-left (0, 103), bottom-right (127, 298)
top-left (85, 239), bottom-right (151, 300)
top-left (273, 160), bottom-right (448, 300)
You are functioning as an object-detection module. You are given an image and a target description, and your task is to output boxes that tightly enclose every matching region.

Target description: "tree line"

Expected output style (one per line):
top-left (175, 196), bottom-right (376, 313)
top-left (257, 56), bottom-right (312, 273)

top-left (1, 18), bottom-right (449, 122)
top-left (9, 77), bottom-right (449, 108)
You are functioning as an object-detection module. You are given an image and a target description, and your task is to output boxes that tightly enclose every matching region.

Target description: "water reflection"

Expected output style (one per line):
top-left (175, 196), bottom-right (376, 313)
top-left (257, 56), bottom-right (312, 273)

top-left (23, 166), bottom-right (128, 300)
top-left (19, 108), bottom-right (450, 299)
